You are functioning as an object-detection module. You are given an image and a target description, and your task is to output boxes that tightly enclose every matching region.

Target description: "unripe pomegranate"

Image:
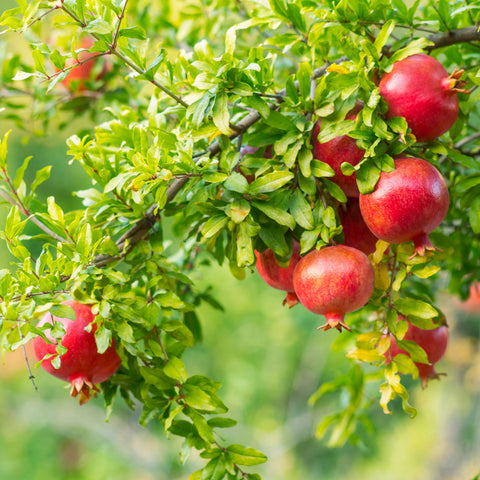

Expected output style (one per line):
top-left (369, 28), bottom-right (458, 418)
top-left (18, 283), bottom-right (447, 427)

top-left (255, 239), bottom-right (301, 307)
top-left (387, 318), bottom-right (449, 387)
top-left (338, 197), bottom-right (379, 255)
top-left (33, 300), bottom-right (122, 404)
top-left (379, 54), bottom-right (465, 142)
top-left (359, 157), bottom-right (449, 256)
top-left (312, 102), bottom-right (364, 197)
top-left (293, 245), bottom-right (375, 331)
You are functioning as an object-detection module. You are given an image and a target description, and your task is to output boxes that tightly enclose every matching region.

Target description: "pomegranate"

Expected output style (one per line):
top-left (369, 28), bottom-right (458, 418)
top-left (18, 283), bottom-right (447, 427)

top-left (387, 318), bottom-right (449, 387)
top-left (458, 282), bottom-right (480, 314)
top-left (312, 102), bottom-right (364, 197)
top-left (33, 300), bottom-right (122, 404)
top-left (359, 157), bottom-right (449, 256)
top-left (255, 239), bottom-right (301, 307)
top-left (59, 38), bottom-right (109, 91)
top-left (379, 54), bottom-right (465, 142)
top-left (338, 197), bottom-right (379, 255)
top-left (293, 245), bottom-right (375, 331)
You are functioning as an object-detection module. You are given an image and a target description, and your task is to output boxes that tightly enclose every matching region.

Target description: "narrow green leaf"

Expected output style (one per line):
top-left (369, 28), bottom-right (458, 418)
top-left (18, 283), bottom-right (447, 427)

top-left (249, 171), bottom-right (294, 194)
top-left (213, 91), bottom-right (230, 135)
top-left (226, 444), bottom-right (268, 466)
top-left (290, 190), bottom-right (314, 229)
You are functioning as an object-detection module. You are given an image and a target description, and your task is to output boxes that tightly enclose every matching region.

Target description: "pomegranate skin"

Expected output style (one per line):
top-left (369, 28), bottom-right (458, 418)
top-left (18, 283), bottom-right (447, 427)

top-left (388, 319), bottom-right (448, 387)
top-left (33, 300), bottom-right (122, 404)
top-left (338, 198), bottom-right (379, 255)
top-left (379, 54), bottom-right (459, 142)
top-left (359, 157), bottom-right (449, 256)
top-left (255, 239), bottom-right (301, 307)
top-left (312, 103), bottom-right (364, 197)
top-left (293, 245), bottom-right (375, 331)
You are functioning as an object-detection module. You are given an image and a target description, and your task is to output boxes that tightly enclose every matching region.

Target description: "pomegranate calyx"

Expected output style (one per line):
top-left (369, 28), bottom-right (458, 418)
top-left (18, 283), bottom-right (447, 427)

top-left (282, 291), bottom-right (299, 308)
top-left (411, 233), bottom-right (440, 259)
top-left (420, 370), bottom-right (447, 389)
top-left (442, 69), bottom-right (470, 94)
top-left (70, 375), bottom-right (99, 405)
top-left (317, 313), bottom-right (352, 333)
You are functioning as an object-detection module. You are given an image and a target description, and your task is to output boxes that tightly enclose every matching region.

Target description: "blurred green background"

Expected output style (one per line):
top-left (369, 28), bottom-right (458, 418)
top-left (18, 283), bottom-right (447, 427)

top-left (1, 1), bottom-right (480, 478)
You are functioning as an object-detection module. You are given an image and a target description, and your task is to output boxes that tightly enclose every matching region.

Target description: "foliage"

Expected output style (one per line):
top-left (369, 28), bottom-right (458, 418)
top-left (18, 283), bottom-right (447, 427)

top-left (0, 0), bottom-right (480, 477)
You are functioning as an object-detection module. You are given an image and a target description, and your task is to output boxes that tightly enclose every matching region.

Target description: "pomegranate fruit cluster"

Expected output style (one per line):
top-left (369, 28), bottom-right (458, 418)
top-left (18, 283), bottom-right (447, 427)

top-left (255, 54), bottom-right (456, 380)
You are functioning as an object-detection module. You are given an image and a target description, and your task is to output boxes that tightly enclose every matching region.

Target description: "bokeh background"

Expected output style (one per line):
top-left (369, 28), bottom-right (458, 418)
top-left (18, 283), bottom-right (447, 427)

top-left (1, 1), bottom-right (480, 479)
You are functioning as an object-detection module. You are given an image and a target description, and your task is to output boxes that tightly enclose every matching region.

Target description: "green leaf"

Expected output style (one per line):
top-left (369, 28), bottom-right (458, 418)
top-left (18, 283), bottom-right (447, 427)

top-left (252, 200), bottom-right (296, 229)
top-left (47, 196), bottom-right (64, 224)
top-left (185, 407), bottom-right (215, 443)
top-left (224, 172), bottom-right (248, 193)
top-left (374, 19), bottom-right (395, 52)
top-left (13, 155), bottom-right (31, 190)
top-left (164, 356), bottom-right (188, 383)
top-left (162, 320), bottom-right (195, 347)
top-left (469, 196), bottom-right (480, 233)
top-left (396, 339), bottom-right (429, 364)
top-left (213, 91), bottom-right (230, 135)
top-left (30, 166), bottom-right (52, 193)
top-left (207, 417), bottom-right (237, 428)
top-left (183, 385), bottom-right (217, 412)
top-left (315, 120), bottom-right (355, 144)
top-left (311, 160), bottom-right (335, 178)
top-left (290, 190), bottom-right (314, 229)
top-left (84, 18), bottom-right (112, 34)
top-left (228, 199), bottom-right (251, 224)
top-left (249, 171), bottom-right (294, 195)
top-left (236, 222), bottom-right (255, 267)
top-left (201, 215), bottom-right (229, 239)
top-left (394, 298), bottom-right (438, 320)
top-left (226, 444), bottom-right (268, 466)
top-left (118, 25), bottom-right (146, 40)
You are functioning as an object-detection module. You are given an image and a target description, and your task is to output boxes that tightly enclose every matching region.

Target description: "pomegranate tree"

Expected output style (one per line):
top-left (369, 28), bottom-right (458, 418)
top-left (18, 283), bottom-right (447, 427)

top-left (293, 245), bottom-right (375, 332)
top-left (33, 300), bottom-right (122, 404)
top-left (312, 102), bottom-right (364, 197)
top-left (379, 54), bottom-right (465, 142)
top-left (387, 318), bottom-right (449, 387)
top-left (338, 198), bottom-right (379, 255)
top-left (255, 239), bottom-right (301, 307)
top-left (359, 157), bottom-right (449, 256)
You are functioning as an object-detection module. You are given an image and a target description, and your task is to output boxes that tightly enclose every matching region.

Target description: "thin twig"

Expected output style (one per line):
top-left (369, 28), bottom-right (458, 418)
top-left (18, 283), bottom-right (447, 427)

top-left (18, 321), bottom-right (38, 391)
top-left (0, 188), bottom-right (70, 244)
top-left (112, 0), bottom-right (129, 49)
top-left (59, 4), bottom-right (189, 108)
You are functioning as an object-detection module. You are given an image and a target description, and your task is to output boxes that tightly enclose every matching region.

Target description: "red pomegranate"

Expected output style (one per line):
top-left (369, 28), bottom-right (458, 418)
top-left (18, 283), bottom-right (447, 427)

top-left (59, 38), bottom-right (109, 91)
top-left (33, 300), bottom-right (122, 404)
top-left (379, 54), bottom-right (464, 142)
top-left (312, 102), bottom-right (364, 197)
top-left (255, 239), bottom-right (301, 307)
top-left (359, 157), bottom-right (449, 256)
top-left (387, 318), bottom-right (449, 387)
top-left (338, 198), bottom-right (379, 255)
top-left (293, 245), bottom-right (375, 331)
top-left (458, 282), bottom-right (480, 314)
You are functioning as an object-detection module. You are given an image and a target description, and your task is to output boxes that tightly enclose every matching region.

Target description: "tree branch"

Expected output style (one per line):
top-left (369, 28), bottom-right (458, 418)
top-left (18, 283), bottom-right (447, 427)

top-left (426, 25), bottom-right (480, 51)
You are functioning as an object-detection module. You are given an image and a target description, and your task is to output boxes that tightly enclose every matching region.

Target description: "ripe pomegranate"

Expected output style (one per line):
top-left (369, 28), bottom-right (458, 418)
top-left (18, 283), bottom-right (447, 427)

top-left (387, 318), bottom-right (449, 387)
top-left (255, 239), bottom-right (301, 307)
top-left (33, 300), bottom-right (122, 404)
top-left (59, 38), bottom-right (109, 91)
top-left (338, 197), bottom-right (379, 255)
top-left (458, 282), bottom-right (480, 314)
top-left (379, 54), bottom-right (465, 142)
top-left (312, 102), bottom-right (364, 197)
top-left (359, 157), bottom-right (449, 256)
top-left (293, 245), bottom-right (375, 331)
